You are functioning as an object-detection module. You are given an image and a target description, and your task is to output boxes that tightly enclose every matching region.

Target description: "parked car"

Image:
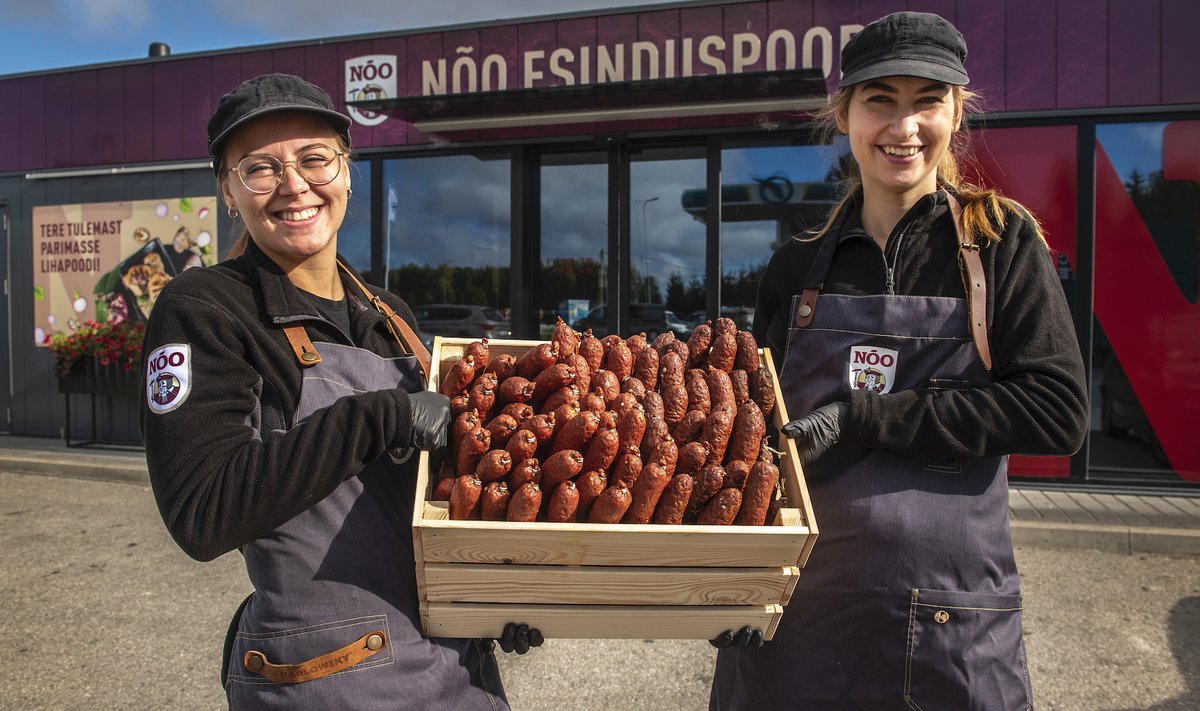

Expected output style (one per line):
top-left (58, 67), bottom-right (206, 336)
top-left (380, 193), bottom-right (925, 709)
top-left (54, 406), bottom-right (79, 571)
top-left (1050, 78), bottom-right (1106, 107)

top-left (411, 304), bottom-right (511, 350)
top-left (682, 306), bottom-right (755, 331)
top-left (571, 303), bottom-right (689, 340)
top-left (1100, 354), bottom-right (1168, 465)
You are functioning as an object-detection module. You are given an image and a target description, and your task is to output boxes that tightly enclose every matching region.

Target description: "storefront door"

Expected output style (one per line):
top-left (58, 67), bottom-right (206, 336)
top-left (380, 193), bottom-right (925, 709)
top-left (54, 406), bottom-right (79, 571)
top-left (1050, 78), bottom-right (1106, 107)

top-left (1, 205), bottom-right (10, 432)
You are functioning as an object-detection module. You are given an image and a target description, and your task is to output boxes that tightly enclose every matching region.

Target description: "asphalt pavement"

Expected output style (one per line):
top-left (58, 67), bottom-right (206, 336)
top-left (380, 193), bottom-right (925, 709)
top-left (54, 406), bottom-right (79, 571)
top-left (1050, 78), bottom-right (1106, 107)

top-left (1, 434), bottom-right (1197, 710)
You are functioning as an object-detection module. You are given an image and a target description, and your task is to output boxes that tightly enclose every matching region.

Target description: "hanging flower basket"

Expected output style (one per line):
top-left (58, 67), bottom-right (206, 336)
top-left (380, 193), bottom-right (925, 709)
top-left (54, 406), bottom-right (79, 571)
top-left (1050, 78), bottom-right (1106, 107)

top-left (50, 321), bottom-right (145, 396)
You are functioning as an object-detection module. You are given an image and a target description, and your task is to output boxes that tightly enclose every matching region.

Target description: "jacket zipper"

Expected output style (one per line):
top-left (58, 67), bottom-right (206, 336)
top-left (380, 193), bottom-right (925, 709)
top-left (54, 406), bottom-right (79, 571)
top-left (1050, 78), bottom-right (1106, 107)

top-left (880, 222), bottom-right (910, 296)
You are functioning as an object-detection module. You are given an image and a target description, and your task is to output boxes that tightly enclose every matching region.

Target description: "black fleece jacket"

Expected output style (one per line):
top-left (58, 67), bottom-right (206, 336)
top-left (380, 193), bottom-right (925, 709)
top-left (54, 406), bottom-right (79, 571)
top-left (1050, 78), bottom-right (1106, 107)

top-left (754, 190), bottom-right (1088, 462)
top-left (141, 242), bottom-right (422, 562)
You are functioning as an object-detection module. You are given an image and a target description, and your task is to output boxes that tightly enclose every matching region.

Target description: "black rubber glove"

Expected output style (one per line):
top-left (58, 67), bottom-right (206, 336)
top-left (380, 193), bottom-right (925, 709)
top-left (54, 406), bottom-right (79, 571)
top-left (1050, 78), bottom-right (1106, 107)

top-left (709, 626), bottom-right (765, 649)
top-left (407, 391), bottom-right (452, 469)
top-left (781, 401), bottom-right (849, 465)
top-left (496, 623), bottom-right (544, 655)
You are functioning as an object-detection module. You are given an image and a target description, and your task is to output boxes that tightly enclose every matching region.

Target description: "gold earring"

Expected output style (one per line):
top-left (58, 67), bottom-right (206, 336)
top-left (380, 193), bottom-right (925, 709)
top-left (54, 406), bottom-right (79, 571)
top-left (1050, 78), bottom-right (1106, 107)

top-left (347, 188), bottom-right (353, 200)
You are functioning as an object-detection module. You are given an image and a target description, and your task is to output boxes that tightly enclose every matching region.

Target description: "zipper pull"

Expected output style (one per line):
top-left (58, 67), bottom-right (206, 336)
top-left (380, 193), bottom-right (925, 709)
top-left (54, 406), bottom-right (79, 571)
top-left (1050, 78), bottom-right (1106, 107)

top-left (885, 266), bottom-right (896, 295)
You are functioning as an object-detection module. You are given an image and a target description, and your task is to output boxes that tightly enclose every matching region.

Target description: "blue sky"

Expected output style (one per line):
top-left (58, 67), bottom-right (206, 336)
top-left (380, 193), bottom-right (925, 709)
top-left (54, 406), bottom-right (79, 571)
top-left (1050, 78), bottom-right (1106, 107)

top-left (0, 0), bottom-right (656, 76)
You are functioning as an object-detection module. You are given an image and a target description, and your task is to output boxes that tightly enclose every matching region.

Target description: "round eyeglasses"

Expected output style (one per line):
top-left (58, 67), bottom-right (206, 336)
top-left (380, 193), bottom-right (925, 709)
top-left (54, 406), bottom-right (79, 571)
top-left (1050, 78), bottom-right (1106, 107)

top-left (226, 147), bottom-right (346, 194)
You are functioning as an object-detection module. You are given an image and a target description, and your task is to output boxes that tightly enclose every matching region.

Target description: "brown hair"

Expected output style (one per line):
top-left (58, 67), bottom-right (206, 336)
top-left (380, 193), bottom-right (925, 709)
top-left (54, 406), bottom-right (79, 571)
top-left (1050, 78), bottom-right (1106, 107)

top-left (801, 85), bottom-right (1048, 250)
top-left (218, 130), bottom-right (353, 260)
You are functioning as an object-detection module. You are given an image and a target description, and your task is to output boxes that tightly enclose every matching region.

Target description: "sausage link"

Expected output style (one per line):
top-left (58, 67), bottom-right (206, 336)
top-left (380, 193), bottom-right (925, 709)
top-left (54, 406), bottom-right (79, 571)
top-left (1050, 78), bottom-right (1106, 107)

top-left (483, 353), bottom-right (516, 382)
top-left (474, 449), bottom-right (513, 483)
top-left (439, 354), bottom-right (477, 397)
top-left (662, 385), bottom-right (689, 426)
top-left (735, 454), bottom-right (780, 526)
top-left (465, 339), bottom-right (491, 371)
top-left (431, 476), bottom-right (455, 502)
top-left (701, 409), bottom-right (736, 464)
top-left (707, 332), bottom-right (737, 373)
top-left (697, 487), bottom-right (742, 525)
top-left (685, 464), bottom-right (726, 517)
top-left (686, 321), bottom-right (713, 368)
top-left (729, 368), bottom-right (751, 408)
top-left (670, 409), bottom-right (707, 445)
top-left (455, 427), bottom-right (491, 477)
top-left (723, 459), bottom-right (751, 490)
top-left (505, 428), bottom-right (540, 462)
top-left (582, 426), bottom-right (620, 473)
top-left (676, 441), bottom-right (711, 476)
top-left (480, 481), bottom-right (511, 521)
top-left (466, 377), bottom-right (496, 419)
top-left (449, 474), bottom-right (482, 520)
top-left (620, 376), bottom-right (647, 400)
top-left (622, 462), bottom-right (672, 524)
top-left (616, 403), bottom-right (647, 457)
top-left (547, 480), bottom-right (581, 523)
top-left (706, 367), bottom-right (736, 413)
top-left (541, 449), bottom-right (585, 490)
top-left (497, 376), bottom-right (536, 404)
top-left (552, 408), bottom-right (602, 453)
top-left (684, 369), bottom-right (711, 414)
top-left (641, 391), bottom-right (665, 421)
top-left (651, 473), bottom-right (695, 525)
top-left (605, 339), bottom-right (634, 381)
top-left (633, 347), bottom-right (659, 391)
top-left (578, 330), bottom-right (605, 373)
top-left (734, 331), bottom-right (761, 372)
top-left (509, 458), bottom-right (542, 489)
top-left (506, 481), bottom-right (543, 522)
top-left (575, 470), bottom-right (608, 520)
top-left (587, 485), bottom-right (633, 524)
top-left (749, 366), bottom-right (777, 420)
top-left (659, 351), bottom-right (685, 390)
top-left (592, 369), bottom-right (621, 405)
top-left (611, 450), bottom-right (644, 489)
top-left (712, 316), bottom-right (738, 339)
top-left (551, 317), bottom-right (580, 357)
top-left (516, 342), bottom-right (560, 380)
top-left (485, 413), bottom-right (520, 449)
top-left (726, 402), bottom-right (766, 466)
top-left (500, 402), bottom-right (534, 423)
top-left (647, 433), bottom-right (679, 476)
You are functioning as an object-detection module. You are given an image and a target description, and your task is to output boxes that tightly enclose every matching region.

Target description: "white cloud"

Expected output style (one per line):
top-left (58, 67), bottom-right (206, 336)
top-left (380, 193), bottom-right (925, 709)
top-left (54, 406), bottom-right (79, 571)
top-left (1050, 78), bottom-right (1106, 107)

top-left (61, 0), bottom-right (152, 31)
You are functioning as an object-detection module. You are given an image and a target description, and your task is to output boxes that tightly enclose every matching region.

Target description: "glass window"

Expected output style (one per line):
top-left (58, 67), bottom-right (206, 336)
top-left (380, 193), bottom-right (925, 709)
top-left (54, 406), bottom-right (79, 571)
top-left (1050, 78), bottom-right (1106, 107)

top-left (719, 143), bottom-right (846, 320)
top-left (340, 160), bottom-right (372, 274)
top-left (631, 146), bottom-right (706, 337)
top-left (540, 152), bottom-right (607, 338)
top-left (1092, 121), bottom-right (1200, 482)
top-left (382, 153), bottom-right (512, 343)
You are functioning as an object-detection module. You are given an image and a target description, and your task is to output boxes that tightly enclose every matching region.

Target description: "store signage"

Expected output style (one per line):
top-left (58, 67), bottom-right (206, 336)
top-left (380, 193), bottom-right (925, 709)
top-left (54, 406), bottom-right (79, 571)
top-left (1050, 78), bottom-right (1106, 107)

top-left (32, 197), bottom-right (218, 345)
top-left (417, 24), bottom-right (861, 98)
top-left (345, 54), bottom-right (398, 127)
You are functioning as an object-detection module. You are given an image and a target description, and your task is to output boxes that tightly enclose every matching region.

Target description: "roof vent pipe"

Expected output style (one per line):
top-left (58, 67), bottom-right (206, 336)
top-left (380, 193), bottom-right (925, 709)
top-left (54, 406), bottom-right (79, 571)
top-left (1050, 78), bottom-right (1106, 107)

top-left (148, 42), bottom-right (171, 58)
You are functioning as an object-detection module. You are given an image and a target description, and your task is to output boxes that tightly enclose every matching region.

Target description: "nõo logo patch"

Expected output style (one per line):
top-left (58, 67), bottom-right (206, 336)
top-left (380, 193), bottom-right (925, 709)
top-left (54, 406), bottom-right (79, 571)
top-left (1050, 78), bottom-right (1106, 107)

top-left (146, 344), bottom-right (191, 414)
top-left (848, 345), bottom-right (898, 394)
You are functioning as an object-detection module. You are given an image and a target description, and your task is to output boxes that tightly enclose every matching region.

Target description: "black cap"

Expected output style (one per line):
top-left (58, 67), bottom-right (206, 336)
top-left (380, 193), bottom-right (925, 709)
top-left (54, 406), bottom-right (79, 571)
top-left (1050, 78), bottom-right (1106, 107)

top-left (207, 73), bottom-right (352, 173)
top-left (838, 12), bottom-right (969, 89)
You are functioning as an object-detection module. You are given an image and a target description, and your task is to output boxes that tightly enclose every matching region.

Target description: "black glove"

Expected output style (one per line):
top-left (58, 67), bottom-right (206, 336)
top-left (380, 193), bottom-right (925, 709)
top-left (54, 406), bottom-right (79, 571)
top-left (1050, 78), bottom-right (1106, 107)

top-left (780, 401), bottom-right (849, 465)
top-left (407, 391), bottom-right (452, 469)
top-left (494, 623), bottom-right (544, 655)
top-left (709, 626), bottom-right (765, 649)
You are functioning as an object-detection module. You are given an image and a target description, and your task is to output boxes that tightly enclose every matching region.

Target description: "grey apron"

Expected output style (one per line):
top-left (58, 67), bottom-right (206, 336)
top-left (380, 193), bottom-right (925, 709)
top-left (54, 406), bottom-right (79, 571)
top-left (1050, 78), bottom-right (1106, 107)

top-left (224, 334), bottom-right (507, 710)
top-left (711, 203), bottom-right (1033, 711)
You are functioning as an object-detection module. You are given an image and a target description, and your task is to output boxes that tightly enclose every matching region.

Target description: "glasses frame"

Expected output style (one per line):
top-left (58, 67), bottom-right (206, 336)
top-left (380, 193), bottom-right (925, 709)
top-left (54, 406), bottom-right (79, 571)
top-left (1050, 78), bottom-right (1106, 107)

top-left (225, 149), bottom-right (348, 194)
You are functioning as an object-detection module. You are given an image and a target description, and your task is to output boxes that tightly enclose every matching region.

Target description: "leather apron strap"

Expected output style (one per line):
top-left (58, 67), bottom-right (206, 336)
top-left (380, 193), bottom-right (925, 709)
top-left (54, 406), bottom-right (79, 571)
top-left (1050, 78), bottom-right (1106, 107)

top-left (243, 629), bottom-right (387, 684)
top-left (947, 193), bottom-right (993, 371)
top-left (336, 257), bottom-right (432, 385)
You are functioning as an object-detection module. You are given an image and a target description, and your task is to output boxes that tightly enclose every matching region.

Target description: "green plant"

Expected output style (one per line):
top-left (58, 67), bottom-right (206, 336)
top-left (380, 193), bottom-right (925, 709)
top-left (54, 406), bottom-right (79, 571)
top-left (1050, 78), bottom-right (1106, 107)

top-left (48, 320), bottom-right (146, 378)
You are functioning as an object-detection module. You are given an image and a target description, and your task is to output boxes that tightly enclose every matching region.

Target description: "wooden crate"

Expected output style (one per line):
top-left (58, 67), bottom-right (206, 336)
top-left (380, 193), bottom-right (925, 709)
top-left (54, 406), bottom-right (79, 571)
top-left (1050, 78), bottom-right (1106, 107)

top-left (412, 337), bottom-right (818, 640)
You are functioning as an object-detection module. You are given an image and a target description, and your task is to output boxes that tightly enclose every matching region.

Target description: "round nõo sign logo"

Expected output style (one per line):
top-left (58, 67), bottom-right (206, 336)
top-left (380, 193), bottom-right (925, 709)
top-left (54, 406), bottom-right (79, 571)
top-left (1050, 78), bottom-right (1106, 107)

top-left (146, 344), bottom-right (191, 414)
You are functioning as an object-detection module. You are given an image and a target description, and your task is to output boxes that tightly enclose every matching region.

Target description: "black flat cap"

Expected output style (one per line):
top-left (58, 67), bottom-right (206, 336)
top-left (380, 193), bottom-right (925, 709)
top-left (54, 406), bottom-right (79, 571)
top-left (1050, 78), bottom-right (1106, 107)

top-left (838, 11), bottom-right (969, 88)
top-left (206, 73), bottom-right (352, 174)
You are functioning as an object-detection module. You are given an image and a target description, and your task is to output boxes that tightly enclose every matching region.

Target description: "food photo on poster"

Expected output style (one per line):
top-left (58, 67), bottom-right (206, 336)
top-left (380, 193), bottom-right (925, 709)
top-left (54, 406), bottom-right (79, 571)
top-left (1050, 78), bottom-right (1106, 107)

top-left (32, 197), bottom-right (219, 346)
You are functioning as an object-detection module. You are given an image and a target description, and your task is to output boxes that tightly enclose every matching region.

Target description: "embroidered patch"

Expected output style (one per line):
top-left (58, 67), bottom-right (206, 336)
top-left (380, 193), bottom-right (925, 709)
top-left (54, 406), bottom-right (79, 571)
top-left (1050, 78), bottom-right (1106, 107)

top-left (146, 344), bottom-right (191, 414)
top-left (848, 345), bottom-right (898, 394)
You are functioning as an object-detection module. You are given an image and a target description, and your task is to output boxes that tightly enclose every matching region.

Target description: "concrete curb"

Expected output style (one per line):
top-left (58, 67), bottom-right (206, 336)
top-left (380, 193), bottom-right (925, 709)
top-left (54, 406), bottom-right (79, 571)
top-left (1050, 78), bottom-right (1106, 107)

top-left (1011, 519), bottom-right (1200, 557)
top-left (0, 452), bottom-right (149, 486)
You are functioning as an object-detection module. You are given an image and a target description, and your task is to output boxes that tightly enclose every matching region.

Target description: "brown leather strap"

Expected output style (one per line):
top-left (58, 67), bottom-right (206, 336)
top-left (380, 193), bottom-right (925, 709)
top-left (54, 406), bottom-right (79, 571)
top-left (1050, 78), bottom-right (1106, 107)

top-left (794, 287), bottom-right (820, 328)
top-left (281, 323), bottom-right (322, 367)
top-left (243, 629), bottom-right (387, 684)
top-left (336, 258), bottom-right (432, 384)
top-left (947, 193), bottom-right (993, 371)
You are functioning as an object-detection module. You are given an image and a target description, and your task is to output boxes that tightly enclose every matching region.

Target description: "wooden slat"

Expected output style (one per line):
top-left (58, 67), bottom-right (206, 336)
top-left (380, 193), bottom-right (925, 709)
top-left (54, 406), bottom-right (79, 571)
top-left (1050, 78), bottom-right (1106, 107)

top-left (421, 602), bottom-right (784, 640)
top-left (417, 516), bottom-right (811, 568)
top-left (422, 563), bottom-right (797, 605)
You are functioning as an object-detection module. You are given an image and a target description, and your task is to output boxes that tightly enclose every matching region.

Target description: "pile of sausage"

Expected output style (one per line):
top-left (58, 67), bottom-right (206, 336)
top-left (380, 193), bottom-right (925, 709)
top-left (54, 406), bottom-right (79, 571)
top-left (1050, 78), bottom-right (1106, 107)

top-left (431, 316), bottom-right (782, 526)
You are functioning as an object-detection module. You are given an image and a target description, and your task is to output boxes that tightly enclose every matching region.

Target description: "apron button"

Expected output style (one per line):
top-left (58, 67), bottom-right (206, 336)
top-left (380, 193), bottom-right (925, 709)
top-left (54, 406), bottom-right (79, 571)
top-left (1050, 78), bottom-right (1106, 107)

top-left (300, 351), bottom-right (320, 363)
top-left (366, 633), bottom-right (385, 651)
top-left (798, 303), bottom-right (812, 317)
top-left (245, 652), bottom-right (265, 671)
top-left (934, 610), bottom-right (950, 624)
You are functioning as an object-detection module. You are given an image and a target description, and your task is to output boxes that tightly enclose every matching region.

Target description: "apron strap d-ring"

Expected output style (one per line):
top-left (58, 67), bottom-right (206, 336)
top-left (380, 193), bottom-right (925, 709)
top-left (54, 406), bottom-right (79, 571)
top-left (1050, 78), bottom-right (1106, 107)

top-left (243, 629), bottom-right (387, 684)
top-left (281, 323), bottom-right (323, 367)
top-left (946, 192), bottom-right (993, 371)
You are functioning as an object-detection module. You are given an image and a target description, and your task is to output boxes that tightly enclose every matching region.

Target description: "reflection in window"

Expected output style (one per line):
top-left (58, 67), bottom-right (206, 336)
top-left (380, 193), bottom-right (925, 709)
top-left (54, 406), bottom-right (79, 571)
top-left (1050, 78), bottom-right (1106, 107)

top-left (340, 160), bottom-right (372, 274)
top-left (719, 144), bottom-right (846, 314)
top-left (631, 147), bottom-right (706, 329)
top-left (382, 153), bottom-right (511, 334)
top-left (540, 153), bottom-right (607, 337)
top-left (1091, 121), bottom-right (1200, 481)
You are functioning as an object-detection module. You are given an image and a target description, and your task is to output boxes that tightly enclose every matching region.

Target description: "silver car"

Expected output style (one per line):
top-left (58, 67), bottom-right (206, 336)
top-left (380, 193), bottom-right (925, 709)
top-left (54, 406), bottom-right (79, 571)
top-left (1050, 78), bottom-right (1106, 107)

top-left (412, 304), bottom-right (512, 349)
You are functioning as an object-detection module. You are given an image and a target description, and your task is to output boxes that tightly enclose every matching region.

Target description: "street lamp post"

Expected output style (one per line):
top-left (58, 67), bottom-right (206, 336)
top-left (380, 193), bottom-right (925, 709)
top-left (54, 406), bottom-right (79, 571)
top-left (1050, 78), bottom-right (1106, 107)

top-left (635, 196), bottom-right (660, 303)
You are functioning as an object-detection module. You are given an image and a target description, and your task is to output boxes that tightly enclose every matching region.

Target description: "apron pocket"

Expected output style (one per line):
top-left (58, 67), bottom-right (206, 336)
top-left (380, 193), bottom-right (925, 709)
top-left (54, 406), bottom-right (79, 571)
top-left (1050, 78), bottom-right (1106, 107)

top-left (904, 588), bottom-right (1032, 711)
top-left (228, 614), bottom-right (393, 686)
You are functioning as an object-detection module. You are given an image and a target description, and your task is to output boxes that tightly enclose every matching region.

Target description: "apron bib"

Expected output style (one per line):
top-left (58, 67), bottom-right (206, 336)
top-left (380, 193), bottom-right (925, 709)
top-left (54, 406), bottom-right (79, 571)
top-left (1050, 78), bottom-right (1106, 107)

top-left (224, 340), bottom-right (506, 710)
top-left (711, 200), bottom-right (1033, 711)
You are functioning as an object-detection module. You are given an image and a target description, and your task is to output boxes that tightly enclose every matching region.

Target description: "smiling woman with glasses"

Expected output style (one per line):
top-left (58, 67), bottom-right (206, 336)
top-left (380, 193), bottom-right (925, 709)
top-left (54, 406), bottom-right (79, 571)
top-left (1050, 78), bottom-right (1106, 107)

top-left (138, 73), bottom-right (536, 710)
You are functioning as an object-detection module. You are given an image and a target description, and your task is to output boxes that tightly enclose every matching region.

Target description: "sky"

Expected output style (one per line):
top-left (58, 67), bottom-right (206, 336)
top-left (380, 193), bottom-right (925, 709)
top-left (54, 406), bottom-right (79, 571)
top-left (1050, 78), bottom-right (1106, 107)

top-left (0, 0), bottom-right (663, 76)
